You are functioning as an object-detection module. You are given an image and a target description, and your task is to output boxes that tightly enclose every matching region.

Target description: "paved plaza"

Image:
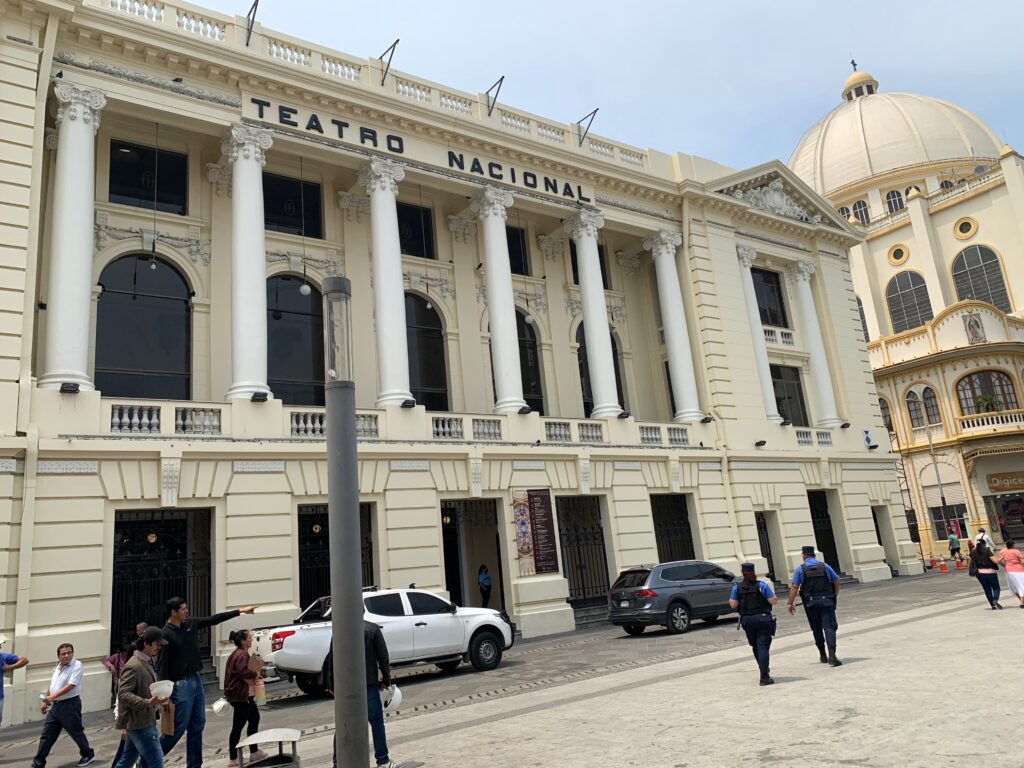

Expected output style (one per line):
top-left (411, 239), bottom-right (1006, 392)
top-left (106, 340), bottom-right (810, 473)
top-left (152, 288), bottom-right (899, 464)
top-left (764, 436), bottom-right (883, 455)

top-left (1, 572), bottom-right (1015, 767)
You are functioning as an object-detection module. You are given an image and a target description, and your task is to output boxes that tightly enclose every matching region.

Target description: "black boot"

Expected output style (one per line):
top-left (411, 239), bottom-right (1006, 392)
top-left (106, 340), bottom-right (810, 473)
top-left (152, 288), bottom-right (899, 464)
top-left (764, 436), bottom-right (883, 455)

top-left (818, 648), bottom-right (828, 664)
top-left (828, 648), bottom-right (842, 667)
top-left (759, 673), bottom-right (774, 686)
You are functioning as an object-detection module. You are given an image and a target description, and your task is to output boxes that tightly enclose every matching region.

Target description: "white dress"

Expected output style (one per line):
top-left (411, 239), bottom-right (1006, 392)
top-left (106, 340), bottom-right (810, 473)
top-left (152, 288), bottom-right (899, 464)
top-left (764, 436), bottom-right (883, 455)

top-left (1002, 548), bottom-right (1024, 597)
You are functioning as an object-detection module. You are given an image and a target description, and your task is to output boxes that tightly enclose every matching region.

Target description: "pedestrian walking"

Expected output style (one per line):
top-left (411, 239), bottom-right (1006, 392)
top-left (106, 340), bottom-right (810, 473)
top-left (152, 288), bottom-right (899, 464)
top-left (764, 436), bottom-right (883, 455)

top-left (158, 598), bottom-right (258, 768)
top-left (477, 565), bottom-right (492, 608)
top-left (104, 642), bottom-right (132, 708)
top-left (947, 532), bottom-right (963, 562)
top-left (224, 630), bottom-right (268, 767)
top-left (999, 539), bottom-right (1024, 608)
top-left (787, 546), bottom-right (843, 667)
top-left (135, 623), bottom-right (149, 641)
top-left (970, 539), bottom-right (1002, 609)
top-left (0, 634), bottom-right (29, 727)
top-left (728, 563), bottom-right (778, 686)
top-left (997, 514), bottom-right (1011, 542)
top-left (30, 643), bottom-right (96, 768)
top-left (113, 627), bottom-right (170, 768)
top-left (332, 620), bottom-right (396, 768)
top-left (976, 528), bottom-right (996, 550)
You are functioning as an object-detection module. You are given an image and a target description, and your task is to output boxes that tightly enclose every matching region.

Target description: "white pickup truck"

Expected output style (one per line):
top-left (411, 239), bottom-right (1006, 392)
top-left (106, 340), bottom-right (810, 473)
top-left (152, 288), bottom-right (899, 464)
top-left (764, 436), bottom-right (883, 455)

top-left (253, 587), bottom-right (516, 696)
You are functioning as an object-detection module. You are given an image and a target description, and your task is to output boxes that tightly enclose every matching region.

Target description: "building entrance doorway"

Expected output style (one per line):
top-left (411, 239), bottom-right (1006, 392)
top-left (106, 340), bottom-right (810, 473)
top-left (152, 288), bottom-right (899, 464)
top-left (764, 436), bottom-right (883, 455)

top-left (297, 503), bottom-right (373, 608)
top-left (755, 512), bottom-right (779, 582)
top-left (111, 509), bottom-right (211, 656)
top-left (651, 494), bottom-right (696, 562)
top-left (440, 500), bottom-right (503, 608)
top-left (556, 495), bottom-right (610, 607)
top-left (807, 491), bottom-right (841, 571)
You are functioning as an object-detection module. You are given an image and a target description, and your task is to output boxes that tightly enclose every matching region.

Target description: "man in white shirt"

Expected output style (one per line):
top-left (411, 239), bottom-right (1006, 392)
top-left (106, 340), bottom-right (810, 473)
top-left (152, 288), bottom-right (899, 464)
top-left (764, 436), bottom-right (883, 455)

top-left (30, 643), bottom-right (96, 768)
top-left (976, 528), bottom-right (997, 550)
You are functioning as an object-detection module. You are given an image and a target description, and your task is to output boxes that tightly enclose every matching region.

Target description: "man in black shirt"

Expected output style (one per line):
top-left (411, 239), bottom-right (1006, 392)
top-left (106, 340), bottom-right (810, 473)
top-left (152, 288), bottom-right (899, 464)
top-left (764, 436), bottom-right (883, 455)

top-left (158, 597), bottom-right (257, 767)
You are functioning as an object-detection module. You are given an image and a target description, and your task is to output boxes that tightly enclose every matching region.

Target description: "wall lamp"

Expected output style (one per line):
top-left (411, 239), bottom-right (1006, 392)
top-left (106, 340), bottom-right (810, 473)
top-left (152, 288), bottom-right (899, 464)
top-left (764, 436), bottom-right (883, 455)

top-left (754, 439), bottom-right (767, 447)
top-left (840, 422), bottom-right (851, 429)
top-left (700, 415), bottom-right (714, 424)
top-left (779, 419), bottom-right (791, 426)
top-left (617, 411), bottom-right (631, 419)
top-left (401, 398), bottom-right (417, 408)
top-left (59, 382), bottom-right (79, 394)
top-left (868, 443), bottom-right (879, 450)
top-left (251, 391), bottom-right (268, 403)
top-left (517, 405), bottom-right (531, 415)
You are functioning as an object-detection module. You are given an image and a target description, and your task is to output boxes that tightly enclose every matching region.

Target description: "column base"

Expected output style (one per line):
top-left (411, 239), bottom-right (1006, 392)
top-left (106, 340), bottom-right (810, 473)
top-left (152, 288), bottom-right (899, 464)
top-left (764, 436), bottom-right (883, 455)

top-left (493, 397), bottom-right (529, 415)
top-left (816, 417), bottom-right (846, 429)
top-left (766, 413), bottom-right (784, 424)
top-left (673, 408), bottom-right (705, 423)
top-left (226, 381), bottom-right (271, 400)
top-left (38, 371), bottom-right (94, 392)
top-left (376, 389), bottom-right (415, 408)
top-left (590, 403), bottom-right (623, 419)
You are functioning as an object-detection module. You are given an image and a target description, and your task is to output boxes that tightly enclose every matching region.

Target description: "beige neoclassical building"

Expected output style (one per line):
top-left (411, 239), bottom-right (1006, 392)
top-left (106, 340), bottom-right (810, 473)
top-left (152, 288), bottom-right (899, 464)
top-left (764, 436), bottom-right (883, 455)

top-left (790, 69), bottom-right (1024, 561)
top-left (0, 1), bottom-right (916, 724)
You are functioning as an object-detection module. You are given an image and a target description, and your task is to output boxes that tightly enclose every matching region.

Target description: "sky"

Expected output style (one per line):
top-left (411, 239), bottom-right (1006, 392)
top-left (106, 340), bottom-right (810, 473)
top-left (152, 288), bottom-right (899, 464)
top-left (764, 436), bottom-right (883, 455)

top-left (199, 0), bottom-right (1024, 171)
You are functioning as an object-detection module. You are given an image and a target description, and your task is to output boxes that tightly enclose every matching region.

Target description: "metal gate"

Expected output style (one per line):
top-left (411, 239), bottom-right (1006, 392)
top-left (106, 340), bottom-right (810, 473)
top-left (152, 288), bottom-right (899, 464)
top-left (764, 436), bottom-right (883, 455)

top-left (651, 494), bottom-right (695, 563)
top-left (808, 491), bottom-right (841, 571)
top-left (298, 503), bottom-right (373, 608)
top-left (755, 512), bottom-right (776, 581)
top-left (556, 496), bottom-right (609, 606)
top-left (111, 509), bottom-right (211, 656)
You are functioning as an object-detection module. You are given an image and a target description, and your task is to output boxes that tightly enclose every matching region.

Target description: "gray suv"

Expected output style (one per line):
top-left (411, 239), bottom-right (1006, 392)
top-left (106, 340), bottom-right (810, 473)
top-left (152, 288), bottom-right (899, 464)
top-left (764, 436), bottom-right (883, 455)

top-left (608, 560), bottom-right (738, 635)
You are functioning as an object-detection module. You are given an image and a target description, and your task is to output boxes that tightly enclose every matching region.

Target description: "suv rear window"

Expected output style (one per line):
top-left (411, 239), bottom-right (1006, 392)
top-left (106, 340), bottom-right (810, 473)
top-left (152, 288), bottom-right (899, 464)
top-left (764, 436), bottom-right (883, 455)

top-left (612, 570), bottom-right (650, 589)
top-left (364, 594), bottom-right (404, 617)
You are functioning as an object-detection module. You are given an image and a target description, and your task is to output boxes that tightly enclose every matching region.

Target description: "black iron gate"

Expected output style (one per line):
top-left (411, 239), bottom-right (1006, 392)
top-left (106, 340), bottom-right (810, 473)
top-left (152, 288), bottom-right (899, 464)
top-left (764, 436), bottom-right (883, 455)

top-left (808, 491), bottom-right (841, 571)
top-left (111, 509), bottom-right (211, 656)
top-left (651, 494), bottom-right (695, 563)
top-left (298, 503), bottom-right (373, 608)
top-left (556, 496), bottom-right (609, 606)
top-left (755, 512), bottom-right (776, 581)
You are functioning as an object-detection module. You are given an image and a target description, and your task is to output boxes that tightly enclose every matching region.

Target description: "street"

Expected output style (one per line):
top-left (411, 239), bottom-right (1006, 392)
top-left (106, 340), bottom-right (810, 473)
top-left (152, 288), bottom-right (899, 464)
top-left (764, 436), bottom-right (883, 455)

top-left (0, 571), bottom-right (1002, 767)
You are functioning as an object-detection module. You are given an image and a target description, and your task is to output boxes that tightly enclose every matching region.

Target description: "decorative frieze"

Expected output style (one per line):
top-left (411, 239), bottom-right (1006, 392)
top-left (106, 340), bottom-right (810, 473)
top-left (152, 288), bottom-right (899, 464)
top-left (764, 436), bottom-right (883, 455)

top-left (0, 459), bottom-right (24, 474)
top-left (406, 271), bottom-right (455, 298)
top-left (37, 460), bottom-right (97, 474)
top-left (266, 250), bottom-right (340, 276)
top-left (390, 459), bottom-right (429, 471)
top-left (613, 460), bottom-right (641, 471)
top-left (233, 460), bottom-right (284, 473)
top-left (512, 460), bottom-right (545, 470)
top-left (95, 215), bottom-right (210, 265)
top-left (730, 179), bottom-right (822, 225)
top-left (513, 287), bottom-right (546, 314)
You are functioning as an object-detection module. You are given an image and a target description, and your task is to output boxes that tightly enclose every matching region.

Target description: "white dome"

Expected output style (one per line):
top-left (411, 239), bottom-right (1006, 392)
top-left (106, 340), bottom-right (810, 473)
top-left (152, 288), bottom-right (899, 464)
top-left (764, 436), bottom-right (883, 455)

top-left (788, 72), bottom-right (1001, 196)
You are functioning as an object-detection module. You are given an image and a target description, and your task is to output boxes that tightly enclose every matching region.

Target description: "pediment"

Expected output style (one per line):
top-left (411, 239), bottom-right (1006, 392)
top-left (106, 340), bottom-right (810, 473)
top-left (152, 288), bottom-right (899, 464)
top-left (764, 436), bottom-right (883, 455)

top-left (711, 163), bottom-right (851, 231)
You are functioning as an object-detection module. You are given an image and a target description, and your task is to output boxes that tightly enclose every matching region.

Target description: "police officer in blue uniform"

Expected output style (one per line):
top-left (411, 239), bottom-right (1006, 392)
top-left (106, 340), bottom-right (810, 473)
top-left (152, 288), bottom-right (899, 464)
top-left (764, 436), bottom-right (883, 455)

top-left (729, 563), bottom-right (778, 686)
top-left (787, 545), bottom-right (842, 666)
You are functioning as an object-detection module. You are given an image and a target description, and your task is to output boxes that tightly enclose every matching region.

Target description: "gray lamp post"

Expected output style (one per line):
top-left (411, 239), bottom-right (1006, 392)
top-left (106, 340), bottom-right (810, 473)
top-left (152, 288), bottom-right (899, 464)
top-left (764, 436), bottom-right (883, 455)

top-left (322, 276), bottom-right (368, 767)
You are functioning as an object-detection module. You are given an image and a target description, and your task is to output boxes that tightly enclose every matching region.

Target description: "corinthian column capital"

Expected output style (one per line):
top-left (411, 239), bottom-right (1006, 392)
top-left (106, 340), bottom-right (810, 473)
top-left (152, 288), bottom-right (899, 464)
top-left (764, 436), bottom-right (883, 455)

top-left (643, 230), bottom-right (682, 258)
top-left (563, 209), bottom-right (605, 240)
top-left (737, 245), bottom-right (758, 269)
top-left (221, 123), bottom-right (273, 166)
top-left (446, 215), bottom-right (477, 243)
top-left (53, 83), bottom-right (107, 133)
top-left (789, 259), bottom-right (816, 282)
top-left (357, 157), bottom-right (405, 195)
top-left (469, 186), bottom-right (514, 221)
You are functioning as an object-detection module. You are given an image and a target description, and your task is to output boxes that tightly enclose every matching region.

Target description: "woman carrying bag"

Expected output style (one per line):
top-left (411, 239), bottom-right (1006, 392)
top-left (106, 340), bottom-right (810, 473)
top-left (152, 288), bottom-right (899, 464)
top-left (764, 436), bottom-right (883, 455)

top-left (970, 540), bottom-right (1003, 610)
top-left (223, 630), bottom-right (268, 767)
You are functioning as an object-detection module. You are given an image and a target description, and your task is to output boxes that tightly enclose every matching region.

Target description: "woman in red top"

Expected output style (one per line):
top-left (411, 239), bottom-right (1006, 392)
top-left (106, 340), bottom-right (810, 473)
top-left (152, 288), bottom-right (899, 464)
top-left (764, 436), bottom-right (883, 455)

top-left (223, 629), bottom-right (268, 766)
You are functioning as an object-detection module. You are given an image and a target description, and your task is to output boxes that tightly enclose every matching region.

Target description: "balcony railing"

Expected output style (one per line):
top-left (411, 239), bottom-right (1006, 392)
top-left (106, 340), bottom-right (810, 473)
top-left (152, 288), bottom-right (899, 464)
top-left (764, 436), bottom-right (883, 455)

top-left (959, 409), bottom-right (1024, 431)
top-left (763, 326), bottom-right (795, 347)
top-left (110, 403), bottom-right (223, 435)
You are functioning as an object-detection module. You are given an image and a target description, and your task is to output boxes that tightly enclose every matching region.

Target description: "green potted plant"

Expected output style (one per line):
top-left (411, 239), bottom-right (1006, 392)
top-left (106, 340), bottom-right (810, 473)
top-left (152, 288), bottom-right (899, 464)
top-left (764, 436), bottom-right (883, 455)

top-left (974, 394), bottom-right (1002, 413)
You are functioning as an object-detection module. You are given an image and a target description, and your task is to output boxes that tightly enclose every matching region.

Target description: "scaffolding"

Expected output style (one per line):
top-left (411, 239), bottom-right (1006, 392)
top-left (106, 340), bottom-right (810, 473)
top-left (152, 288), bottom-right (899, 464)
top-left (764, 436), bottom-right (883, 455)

top-left (890, 429), bottom-right (927, 568)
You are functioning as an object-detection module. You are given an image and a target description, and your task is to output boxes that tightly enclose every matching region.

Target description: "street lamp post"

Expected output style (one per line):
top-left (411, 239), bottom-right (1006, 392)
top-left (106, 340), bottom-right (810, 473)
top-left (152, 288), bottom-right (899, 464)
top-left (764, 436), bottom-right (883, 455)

top-left (322, 276), bottom-right (368, 767)
top-left (926, 430), bottom-right (952, 546)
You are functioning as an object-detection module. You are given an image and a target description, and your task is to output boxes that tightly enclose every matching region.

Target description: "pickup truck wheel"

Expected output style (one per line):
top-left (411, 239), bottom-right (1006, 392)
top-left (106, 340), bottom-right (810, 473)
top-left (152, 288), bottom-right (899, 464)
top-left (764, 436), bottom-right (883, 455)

top-left (435, 660), bottom-right (461, 673)
top-left (468, 631), bottom-right (503, 671)
top-left (295, 673), bottom-right (327, 698)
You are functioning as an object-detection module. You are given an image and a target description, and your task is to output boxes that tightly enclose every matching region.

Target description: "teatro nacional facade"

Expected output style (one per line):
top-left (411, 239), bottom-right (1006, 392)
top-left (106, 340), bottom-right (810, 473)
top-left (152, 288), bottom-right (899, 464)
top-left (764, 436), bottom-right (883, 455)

top-left (0, 0), bottom-right (918, 722)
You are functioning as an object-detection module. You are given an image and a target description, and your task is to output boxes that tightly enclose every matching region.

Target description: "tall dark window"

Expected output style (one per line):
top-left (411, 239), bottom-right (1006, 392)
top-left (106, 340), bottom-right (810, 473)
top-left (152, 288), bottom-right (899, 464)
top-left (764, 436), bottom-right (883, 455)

top-left (878, 397), bottom-right (893, 432)
top-left (922, 387), bottom-right (942, 425)
top-left (770, 364), bottom-right (809, 427)
top-left (518, 311), bottom-right (544, 414)
top-left (569, 241), bottom-right (609, 290)
top-left (406, 293), bottom-right (448, 410)
top-left (885, 190), bottom-right (904, 213)
top-left (665, 361), bottom-right (676, 416)
top-left (886, 271), bottom-right (933, 333)
top-left (751, 268), bottom-right (789, 327)
top-left (109, 139), bottom-right (188, 215)
top-left (95, 255), bottom-right (191, 399)
top-left (951, 245), bottom-right (1011, 312)
top-left (397, 203), bottom-right (436, 260)
top-left (857, 296), bottom-right (870, 343)
top-left (267, 276), bottom-right (324, 406)
top-left (956, 370), bottom-right (1018, 415)
top-left (263, 173), bottom-right (322, 238)
top-left (506, 226), bottom-right (530, 276)
top-left (576, 322), bottom-right (624, 417)
top-left (906, 391), bottom-right (925, 428)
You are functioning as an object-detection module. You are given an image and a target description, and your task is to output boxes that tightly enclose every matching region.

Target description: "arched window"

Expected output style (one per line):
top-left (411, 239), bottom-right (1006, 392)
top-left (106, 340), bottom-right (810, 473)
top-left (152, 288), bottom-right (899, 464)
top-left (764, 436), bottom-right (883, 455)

top-left (956, 370), bottom-right (1018, 415)
top-left (905, 391), bottom-right (924, 428)
top-left (905, 185), bottom-right (921, 197)
top-left (837, 206), bottom-right (851, 220)
top-left (856, 296), bottom-right (870, 343)
top-left (885, 190), bottom-right (904, 213)
top-left (96, 254), bottom-right (191, 399)
top-left (940, 180), bottom-right (955, 190)
top-left (878, 397), bottom-right (893, 432)
top-left (922, 387), bottom-right (941, 425)
top-left (951, 245), bottom-right (1011, 312)
top-left (517, 311), bottom-right (545, 415)
top-left (576, 322), bottom-right (624, 417)
top-left (267, 275), bottom-right (324, 406)
top-left (851, 200), bottom-right (869, 225)
top-left (406, 293), bottom-right (448, 411)
top-left (886, 272), bottom-right (933, 333)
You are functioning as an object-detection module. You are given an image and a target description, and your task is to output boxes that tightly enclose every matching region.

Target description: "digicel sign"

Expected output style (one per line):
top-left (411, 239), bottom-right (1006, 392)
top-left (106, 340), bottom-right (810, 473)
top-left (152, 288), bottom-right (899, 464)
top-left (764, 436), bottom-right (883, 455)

top-left (987, 472), bottom-right (1024, 493)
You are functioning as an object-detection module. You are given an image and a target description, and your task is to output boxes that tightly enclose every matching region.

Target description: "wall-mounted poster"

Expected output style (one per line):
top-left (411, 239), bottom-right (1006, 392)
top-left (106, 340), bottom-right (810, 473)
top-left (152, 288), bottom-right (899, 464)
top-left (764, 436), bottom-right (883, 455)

top-left (512, 489), bottom-right (535, 576)
top-left (527, 490), bottom-right (559, 574)
top-left (963, 312), bottom-right (986, 344)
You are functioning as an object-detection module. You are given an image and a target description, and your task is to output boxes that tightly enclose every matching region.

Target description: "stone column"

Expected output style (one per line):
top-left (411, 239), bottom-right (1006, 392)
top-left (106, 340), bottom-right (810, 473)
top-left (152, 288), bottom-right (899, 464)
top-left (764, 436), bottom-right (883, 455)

top-left (564, 210), bottom-right (621, 418)
top-left (737, 246), bottom-right (781, 422)
top-left (644, 231), bottom-right (702, 422)
top-left (222, 123), bottom-right (273, 400)
top-left (39, 84), bottom-right (106, 390)
top-left (358, 158), bottom-right (413, 407)
top-left (471, 186), bottom-right (527, 414)
top-left (790, 260), bottom-right (842, 427)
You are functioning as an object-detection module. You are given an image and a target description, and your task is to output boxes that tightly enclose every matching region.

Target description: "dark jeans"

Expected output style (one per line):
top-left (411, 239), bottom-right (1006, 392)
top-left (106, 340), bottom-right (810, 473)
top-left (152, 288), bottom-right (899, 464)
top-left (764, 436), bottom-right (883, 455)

top-left (479, 585), bottom-right (492, 608)
top-left (114, 725), bottom-right (164, 768)
top-left (333, 684), bottom-right (390, 767)
top-left (31, 696), bottom-right (94, 768)
top-left (803, 599), bottom-right (839, 651)
top-left (228, 698), bottom-right (261, 760)
top-left (741, 613), bottom-right (774, 677)
top-left (159, 674), bottom-right (205, 768)
top-left (977, 573), bottom-right (1001, 604)
top-left (111, 736), bottom-right (151, 768)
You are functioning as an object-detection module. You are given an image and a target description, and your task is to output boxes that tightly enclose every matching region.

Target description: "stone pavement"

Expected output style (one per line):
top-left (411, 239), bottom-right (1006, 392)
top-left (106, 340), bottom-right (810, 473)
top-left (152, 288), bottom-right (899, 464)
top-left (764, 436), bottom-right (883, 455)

top-left (276, 591), bottom-right (1023, 768)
